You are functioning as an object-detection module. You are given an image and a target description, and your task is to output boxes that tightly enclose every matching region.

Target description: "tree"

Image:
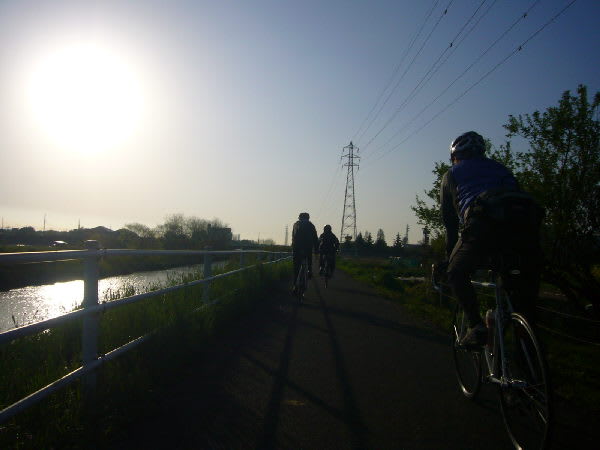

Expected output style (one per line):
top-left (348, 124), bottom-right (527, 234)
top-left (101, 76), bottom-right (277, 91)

top-left (374, 228), bottom-right (387, 253)
top-left (393, 232), bottom-right (402, 249)
top-left (504, 85), bottom-right (600, 312)
top-left (412, 85), bottom-right (600, 312)
top-left (124, 223), bottom-right (155, 239)
top-left (364, 231), bottom-right (374, 247)
top-left (355, 232), bottom-right (365, 251)
top-left (411, 162), bottom-right (450, 238)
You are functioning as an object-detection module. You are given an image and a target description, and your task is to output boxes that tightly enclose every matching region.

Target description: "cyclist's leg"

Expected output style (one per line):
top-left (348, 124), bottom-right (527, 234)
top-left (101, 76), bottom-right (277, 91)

top-left (328, 253), bottom-right (335, 275)
top-left (319, 252), bottom-right (325, 274)
top-left (306, 249), bottom-right (313, 278)
top-left (292, 251), bottom-right (302, 287)
top-left (447, 237), bottom-right (485, 328)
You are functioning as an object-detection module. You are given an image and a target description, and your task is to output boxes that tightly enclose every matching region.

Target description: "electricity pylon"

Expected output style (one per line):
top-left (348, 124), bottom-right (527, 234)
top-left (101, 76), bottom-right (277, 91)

top-left (340, 141), bottom-right (359, 241)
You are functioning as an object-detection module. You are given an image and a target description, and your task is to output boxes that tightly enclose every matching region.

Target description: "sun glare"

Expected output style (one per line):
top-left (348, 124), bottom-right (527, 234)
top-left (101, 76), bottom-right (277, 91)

top-left (25, 42), bottom-right (145, 154)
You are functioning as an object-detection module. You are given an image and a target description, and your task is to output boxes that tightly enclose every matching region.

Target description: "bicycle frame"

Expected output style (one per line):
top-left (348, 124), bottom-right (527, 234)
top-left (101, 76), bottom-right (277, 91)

top-left (296, 256), bottom-right (309, 298)
top-left (434, 268), bottom-right (524, 389)
top-left (475, 273), bottom-right (515, 388)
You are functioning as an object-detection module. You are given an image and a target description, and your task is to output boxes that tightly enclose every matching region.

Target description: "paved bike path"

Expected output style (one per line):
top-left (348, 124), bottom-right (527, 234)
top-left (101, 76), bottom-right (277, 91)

top-left (113, 269), bottom-right (583, 449)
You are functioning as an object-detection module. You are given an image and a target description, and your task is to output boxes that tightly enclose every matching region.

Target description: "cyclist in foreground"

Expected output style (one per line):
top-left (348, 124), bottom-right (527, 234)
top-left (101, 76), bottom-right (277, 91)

top-left (318, 225), bottom-right (340, 277)
top-left (292, 212), bottom-right (319, 294)
top-left (439, 131), bottom-right (543, 347)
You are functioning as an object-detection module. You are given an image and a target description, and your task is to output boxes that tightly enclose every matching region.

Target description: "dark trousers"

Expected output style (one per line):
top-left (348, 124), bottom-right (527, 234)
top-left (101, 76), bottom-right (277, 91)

top-left (319, 252), bottom-right (336, 274)
top-left (293, 249), bottom-right (313, 285)
top-left (447, 219), bottom-right (540, 327)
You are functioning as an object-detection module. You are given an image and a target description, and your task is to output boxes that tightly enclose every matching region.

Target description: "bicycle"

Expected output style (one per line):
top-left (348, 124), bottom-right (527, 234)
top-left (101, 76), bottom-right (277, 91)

top-left (295, 256), bottom-right (309, 303)
top-left (321, 253), bottom-right (334, 288)
top-left (433, 258), bottom-right (552, 450)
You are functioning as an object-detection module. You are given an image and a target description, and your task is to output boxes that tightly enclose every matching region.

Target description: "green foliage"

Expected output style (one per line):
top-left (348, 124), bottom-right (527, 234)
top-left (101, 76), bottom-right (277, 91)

top-left (411, 161), bottom-right (450, 238)
top-left (412, 85), bottom-right (600, 310)
top-left (503, 85), bottom-right (600, 310)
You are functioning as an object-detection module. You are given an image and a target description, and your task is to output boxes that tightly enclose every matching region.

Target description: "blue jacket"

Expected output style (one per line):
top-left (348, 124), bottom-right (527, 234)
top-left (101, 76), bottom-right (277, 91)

top-left (440, 157), bottom-right (517, 256)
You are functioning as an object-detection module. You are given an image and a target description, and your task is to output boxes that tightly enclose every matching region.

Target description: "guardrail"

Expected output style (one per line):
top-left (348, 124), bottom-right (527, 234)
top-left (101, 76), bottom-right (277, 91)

top-left (0, 242), bottom-right (292, 423)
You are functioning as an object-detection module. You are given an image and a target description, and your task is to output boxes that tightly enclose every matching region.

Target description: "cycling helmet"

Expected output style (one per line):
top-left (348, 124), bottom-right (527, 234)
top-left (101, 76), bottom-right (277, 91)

top-left (450, 131), bottom-right (485, 161)
top-left (299, 212), bottom-right (310, 220)
top-left (324, 225), bottom-right (332, 232)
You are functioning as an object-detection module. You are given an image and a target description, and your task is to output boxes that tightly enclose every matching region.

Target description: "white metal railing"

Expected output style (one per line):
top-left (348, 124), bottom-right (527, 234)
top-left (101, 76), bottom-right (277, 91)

top-left (0, 241), bottom-right (291, 423)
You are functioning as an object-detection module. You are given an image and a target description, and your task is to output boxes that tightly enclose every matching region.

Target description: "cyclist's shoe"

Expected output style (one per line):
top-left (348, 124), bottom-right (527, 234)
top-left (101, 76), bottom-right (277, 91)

top-left (459, 322), bottom-right (487, 348)
top-left (319, 267), bottom-right (324, 275)
top-left (307, 271), bottom-right (312, 280)
top-left (291, 285), bottom-right (297, 295)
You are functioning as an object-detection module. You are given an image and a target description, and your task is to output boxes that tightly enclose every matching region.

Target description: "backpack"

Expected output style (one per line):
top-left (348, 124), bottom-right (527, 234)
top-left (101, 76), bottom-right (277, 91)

top-left (468, 187), bottom-right (545, 234)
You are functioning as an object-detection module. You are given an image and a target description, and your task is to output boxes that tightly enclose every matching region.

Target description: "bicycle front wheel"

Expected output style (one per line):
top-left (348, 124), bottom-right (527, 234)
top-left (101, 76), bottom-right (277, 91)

top-left (499, 313), bottom-right (552, 450)
top-left (452, 303), bottom-right (482, 399)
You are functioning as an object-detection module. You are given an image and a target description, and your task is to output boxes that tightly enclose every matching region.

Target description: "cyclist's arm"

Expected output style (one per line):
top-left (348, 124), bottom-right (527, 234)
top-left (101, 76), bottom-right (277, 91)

top-left (440, 171), bottom-right (459, 259)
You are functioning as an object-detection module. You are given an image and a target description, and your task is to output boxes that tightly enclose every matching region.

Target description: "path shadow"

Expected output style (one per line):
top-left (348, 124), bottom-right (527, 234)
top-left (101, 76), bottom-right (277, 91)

top-left (313, 281), bottom-right (370, 449)
top-left (300, 301), bottom-right (448, 346)
top-left (257, 299), bottom-right (299, 449)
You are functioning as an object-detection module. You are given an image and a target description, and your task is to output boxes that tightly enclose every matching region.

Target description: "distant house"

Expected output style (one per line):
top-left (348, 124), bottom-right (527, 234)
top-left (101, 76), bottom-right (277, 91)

top-left (207, 225), bottom-right (233, 244)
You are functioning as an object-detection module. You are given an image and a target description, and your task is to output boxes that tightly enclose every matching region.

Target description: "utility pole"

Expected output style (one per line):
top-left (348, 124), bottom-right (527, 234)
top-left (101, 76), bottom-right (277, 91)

top-left (340, 141), bottom-right (360, 241)
top-left (284, 225), bottom-right (289, 247)
top-left (43, 213), bottom-right (46, 233)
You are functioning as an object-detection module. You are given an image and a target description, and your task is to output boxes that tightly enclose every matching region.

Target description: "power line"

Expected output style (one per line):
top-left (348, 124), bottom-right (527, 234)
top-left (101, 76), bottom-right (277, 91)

top-left (315, 164), bottom-right (343, 218)
top-left (364, 0), bottom-right (576, 169)
top-left (352, 0), bottom-right (441, 144)
top-left (366, 0), bottom-right (537, 163)
top-left (359, 0), bottom-right (456, 151)
top-left (361, 0), bottom-right (488, 158)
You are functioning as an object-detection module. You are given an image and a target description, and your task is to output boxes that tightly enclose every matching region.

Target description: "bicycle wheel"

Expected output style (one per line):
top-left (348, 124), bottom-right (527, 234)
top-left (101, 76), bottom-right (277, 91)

top-left (499, 313), bottom-right (552, 450)
top-left (297, 263), bottom-right (307, 302)
top-left (452, 303), bottom-right (482, 399)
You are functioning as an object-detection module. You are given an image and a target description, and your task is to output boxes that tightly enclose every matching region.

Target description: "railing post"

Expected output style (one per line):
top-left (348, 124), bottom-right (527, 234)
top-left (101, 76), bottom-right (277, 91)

top-left (204, 252), bottom-right (212, 302)
top-left (82, 240), bottom-right (100, 399)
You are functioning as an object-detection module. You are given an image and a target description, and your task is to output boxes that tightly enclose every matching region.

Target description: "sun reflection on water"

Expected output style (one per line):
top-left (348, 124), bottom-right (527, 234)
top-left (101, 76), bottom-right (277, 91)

top-left (0, 264), bottom-right (208, 332)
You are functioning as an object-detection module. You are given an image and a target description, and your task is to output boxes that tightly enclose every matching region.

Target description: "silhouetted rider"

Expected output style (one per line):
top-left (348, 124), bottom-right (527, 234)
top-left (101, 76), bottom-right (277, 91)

top-left (292, 212), bottom-right (319, 292)
top-left (318, 225), bottom-right (339, 276)
top-left (440, 131), bottom-right (543, 347)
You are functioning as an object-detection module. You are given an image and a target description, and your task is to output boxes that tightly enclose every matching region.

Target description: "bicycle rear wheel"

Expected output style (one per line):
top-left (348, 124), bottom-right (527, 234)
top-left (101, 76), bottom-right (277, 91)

top-left (499, 313), bottom-right (552, 450)
top-left (296, 263), bottom-right (307, 303)
top-left (452, 303), bottom-right (482, 399)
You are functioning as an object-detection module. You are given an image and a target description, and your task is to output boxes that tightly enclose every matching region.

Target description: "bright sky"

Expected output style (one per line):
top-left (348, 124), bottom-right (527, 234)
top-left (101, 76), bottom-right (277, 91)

top-left (0, 0), bottom-right (598, 244)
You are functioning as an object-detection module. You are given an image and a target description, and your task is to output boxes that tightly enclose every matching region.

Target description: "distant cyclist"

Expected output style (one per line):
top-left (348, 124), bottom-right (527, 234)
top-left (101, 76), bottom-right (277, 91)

top-left (318, 225), bottom-right (340, 277)
top-left (292, 212), bottom-right (319, 293)
top-left (440, 131), bottom-right (543, 347)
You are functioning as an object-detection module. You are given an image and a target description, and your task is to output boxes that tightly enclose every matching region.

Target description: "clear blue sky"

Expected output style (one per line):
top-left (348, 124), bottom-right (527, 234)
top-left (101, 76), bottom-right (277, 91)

top-left (0, 0), bottom-right (598, 244)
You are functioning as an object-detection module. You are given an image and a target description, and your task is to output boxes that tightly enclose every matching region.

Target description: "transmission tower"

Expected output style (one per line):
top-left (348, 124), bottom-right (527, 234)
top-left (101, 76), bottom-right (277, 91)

top-left (284, 225), bottom-right (289, 247)
top-left (340, 141), bottom-right (360, 241)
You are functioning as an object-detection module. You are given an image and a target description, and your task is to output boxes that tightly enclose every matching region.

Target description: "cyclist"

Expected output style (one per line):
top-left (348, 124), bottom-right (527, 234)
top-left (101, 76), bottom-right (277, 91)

top-left (318, 225), bottom-right (340, 277)
top-left (440, 131), bottom-right (543, 347)
top-left (292, 212), bottom-right (319, 293)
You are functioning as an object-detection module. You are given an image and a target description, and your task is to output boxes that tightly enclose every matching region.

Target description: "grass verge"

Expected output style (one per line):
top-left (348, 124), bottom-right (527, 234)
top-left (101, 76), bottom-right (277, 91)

top-left (337, 256), bottom-right (600, 416)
